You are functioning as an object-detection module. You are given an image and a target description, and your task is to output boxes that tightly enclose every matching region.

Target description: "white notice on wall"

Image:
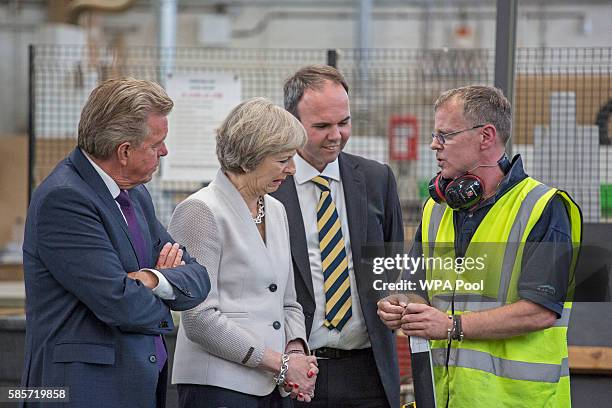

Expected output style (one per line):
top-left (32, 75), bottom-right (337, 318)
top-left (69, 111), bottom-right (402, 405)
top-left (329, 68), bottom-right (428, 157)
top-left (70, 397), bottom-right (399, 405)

top-left (162, 73), bottom-right (241, 183)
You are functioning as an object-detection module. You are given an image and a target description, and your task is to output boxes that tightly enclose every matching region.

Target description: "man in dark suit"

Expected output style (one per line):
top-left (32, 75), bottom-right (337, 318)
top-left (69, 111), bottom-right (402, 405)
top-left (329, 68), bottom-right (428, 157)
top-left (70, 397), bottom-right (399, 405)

top-left (21, 78), bottom-right (210, 408)
top-left (272, 65), bottom-right (403, 407)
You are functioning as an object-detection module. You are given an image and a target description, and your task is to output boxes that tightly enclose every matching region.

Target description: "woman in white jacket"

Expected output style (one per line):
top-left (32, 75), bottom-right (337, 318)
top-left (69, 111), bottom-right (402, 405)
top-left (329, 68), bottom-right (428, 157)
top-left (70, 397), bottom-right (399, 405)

top-left (169, 97), bottom-right (317, 407)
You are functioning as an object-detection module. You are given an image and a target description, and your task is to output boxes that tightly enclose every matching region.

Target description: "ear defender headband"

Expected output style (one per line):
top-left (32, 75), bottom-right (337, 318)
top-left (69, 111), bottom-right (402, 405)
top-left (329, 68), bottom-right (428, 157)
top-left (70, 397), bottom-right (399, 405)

top-left (428, 154), bottom-right (511, 210)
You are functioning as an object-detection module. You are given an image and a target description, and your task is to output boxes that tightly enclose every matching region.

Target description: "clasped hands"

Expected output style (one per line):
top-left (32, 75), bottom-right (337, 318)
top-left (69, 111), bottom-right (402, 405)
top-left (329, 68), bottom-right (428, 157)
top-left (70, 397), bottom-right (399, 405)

top-left (281, 351), bottom-right (318, 403)
top-left (377, 294), bottom-right (452, 340)
top-left (127, 242), bottom-right (184, 289)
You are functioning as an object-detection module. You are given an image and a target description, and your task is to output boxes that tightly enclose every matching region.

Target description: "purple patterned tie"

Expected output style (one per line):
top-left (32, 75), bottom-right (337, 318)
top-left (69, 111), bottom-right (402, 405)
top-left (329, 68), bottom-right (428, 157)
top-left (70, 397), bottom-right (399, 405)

top-left (116, 190), bottom-right (167, 372)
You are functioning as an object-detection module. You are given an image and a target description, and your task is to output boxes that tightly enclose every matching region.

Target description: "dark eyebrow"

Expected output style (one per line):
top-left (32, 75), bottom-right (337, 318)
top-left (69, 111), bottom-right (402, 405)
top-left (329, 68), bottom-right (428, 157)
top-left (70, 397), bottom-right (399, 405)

top-left (312, 116), bottom-right (351, 127)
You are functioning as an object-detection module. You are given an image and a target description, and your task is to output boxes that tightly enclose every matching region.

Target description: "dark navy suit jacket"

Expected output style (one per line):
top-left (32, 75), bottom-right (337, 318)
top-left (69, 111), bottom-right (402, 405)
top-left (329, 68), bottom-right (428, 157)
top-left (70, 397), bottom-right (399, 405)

top-left (272, 152), bottom-right (404, 407)
top-left (21, 148), bottom-right (210, 407)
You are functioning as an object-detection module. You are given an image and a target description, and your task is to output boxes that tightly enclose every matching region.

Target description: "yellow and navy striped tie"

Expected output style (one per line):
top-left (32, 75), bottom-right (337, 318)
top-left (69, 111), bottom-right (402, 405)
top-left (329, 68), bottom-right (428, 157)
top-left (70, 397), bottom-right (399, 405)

top-left (311, 175), bottom-right (352, 331)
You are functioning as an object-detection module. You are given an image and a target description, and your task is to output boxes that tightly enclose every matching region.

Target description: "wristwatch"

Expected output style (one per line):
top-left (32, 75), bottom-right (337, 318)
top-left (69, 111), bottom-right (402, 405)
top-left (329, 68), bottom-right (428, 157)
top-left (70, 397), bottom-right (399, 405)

top-left (451, 315), bottom-right (464, 341)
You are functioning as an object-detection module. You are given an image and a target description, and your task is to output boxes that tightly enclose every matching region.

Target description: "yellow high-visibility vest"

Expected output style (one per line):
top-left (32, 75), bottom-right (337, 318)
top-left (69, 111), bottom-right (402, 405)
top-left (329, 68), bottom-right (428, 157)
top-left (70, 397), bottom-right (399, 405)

top-left (421, 177), bottom-right (582, 408)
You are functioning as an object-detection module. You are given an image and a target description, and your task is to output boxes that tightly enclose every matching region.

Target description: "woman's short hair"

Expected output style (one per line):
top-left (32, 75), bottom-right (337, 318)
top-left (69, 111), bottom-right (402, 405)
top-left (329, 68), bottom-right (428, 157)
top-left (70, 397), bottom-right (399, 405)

top-left (216, 97), bottom-right (307, 173)
top-left (78, 78), bottom-right (173, 160)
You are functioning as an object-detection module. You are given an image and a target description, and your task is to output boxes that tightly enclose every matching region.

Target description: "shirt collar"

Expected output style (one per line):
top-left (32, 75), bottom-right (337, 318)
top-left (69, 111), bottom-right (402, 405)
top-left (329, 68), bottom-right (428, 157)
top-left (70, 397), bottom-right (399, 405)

top-left (294, 153), bottom-right (341, 185)
top-left (468, 154), bottom-right (527, 212)
top-left (81, 148), bottom-right (121, 199)
top-left (496, 154), bottom-right (527, 197)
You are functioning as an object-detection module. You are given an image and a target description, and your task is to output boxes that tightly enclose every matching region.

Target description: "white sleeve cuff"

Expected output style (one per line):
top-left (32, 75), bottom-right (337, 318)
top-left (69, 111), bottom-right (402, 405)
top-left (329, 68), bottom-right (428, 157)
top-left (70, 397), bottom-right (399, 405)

top-left (143, 268), bottom-right (176, 300)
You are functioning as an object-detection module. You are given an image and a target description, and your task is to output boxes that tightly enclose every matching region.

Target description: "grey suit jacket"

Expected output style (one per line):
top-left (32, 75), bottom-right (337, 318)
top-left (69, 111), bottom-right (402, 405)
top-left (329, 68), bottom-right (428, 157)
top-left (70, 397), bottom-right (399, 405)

top-left (169, 170), bottom-right (307, 396)
top-left (272, 152), bottom-right (403, 407)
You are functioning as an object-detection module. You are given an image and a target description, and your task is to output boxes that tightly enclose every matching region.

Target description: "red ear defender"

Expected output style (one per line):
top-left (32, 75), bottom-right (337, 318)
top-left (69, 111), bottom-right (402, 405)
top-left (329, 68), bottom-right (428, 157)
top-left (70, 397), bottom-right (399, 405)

top-left (444, 174), bottom-right (484, 210)
top-left (428, 154), bottom-right (510, 211)
top-left (428, 172), bottom-right (484, 210)
top-left (428, 172), bottom-right (450, 204)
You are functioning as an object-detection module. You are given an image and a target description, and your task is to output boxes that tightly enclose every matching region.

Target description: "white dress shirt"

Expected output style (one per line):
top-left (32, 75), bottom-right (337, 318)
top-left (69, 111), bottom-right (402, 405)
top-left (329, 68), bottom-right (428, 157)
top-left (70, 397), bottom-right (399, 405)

top-left (82, 149), bottom-right (175, 300)
top-left (293, 153), bottom-right (370, 350)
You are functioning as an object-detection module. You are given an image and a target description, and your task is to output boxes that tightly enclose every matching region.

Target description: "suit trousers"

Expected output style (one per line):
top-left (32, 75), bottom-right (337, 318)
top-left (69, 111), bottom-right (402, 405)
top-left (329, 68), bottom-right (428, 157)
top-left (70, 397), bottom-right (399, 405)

top-left (177, 384), bottom-right (293, 408)
top-left (295, 348), bottom-right (388, 408)
top-left (156, 362), bottom-right (169, 408)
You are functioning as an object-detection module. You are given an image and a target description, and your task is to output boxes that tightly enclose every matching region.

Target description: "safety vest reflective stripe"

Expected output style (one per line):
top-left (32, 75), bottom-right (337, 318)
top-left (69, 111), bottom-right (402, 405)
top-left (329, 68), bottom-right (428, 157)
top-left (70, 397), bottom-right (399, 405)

top-left (429, 304), bottom-right (571, 329)
top-left (553, 307), bottom-right (572, 327)
top-left (431, 297), bottom-right (501, 313)
top-left (426, 201), bottom-right (446, 258)
top-left (496, 183), bottom-right (553, 301)
top-left (433, 299), bottom-right (502, 312)
top-left (431, 348), bottom-right (570, 383)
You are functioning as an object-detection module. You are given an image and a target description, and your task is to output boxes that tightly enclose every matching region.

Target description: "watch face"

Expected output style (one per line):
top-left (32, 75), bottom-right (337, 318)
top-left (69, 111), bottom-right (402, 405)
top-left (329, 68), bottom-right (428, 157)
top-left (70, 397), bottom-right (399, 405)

top-left (446, 315), bottom-right (461, 341)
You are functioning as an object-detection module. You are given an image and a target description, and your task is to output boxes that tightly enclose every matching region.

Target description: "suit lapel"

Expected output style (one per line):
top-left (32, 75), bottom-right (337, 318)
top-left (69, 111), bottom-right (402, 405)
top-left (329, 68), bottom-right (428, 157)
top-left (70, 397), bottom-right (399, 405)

top-left (69, 148), bottom-right (144, 267)
top-left (213, 171), bottom-right (271, 253)
top-left (273, 175), bottom-right (315, 301)
top-left (339, 153), bottom-right (368, 291)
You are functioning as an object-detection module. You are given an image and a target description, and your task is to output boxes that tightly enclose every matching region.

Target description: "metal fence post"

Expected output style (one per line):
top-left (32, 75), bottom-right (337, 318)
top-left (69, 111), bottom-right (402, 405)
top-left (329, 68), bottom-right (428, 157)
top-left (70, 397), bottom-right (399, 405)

top-left (28, 44), bottom-right (35, 204)
top-left (327, 49), bottom-right (338, 68)
top-left (494, 0), bottom-right (517, 156)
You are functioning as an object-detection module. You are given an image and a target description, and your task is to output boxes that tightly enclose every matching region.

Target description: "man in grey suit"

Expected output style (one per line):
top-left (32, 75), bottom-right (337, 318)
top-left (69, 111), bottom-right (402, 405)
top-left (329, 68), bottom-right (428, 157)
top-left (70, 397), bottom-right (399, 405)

top-left (21, 78), bottom-right (210, 408)
top-left (272, 65), bottom-right (403, 407)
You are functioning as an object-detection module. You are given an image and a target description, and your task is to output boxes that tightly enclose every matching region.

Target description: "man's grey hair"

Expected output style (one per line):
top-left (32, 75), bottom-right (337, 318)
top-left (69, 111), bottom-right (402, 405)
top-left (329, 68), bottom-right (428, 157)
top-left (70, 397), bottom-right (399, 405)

top-left (78, 77), bottom-right (173, 159)
top-left (283, 65), bottom-right (349, 120)
top-left (435, 85), bottom-right (512, 145)
top-left (216, 97), bottom-right (307, 173)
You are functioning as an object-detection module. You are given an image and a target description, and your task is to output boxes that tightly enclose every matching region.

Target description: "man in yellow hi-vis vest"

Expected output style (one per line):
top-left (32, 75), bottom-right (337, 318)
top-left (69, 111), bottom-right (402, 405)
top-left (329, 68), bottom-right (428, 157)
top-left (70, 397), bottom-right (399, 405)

top-left (377, 86), bottom-right (582, 407)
